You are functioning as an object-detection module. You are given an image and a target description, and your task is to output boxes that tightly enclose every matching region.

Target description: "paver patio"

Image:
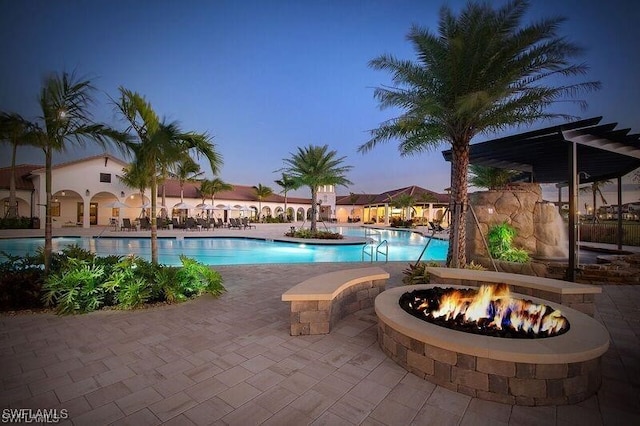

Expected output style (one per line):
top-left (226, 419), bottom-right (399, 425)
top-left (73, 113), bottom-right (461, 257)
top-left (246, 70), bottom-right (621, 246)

top-left (0, 225), bottom-right (639, 424)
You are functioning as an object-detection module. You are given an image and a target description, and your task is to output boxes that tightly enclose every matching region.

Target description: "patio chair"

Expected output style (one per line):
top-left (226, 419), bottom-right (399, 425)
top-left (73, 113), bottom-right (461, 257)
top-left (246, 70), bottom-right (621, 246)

top-left (140, 217), bottom-right (151, 230)
top-left (121, 218), bottom-right (134, 231)
top-left (172, 218), bottom-right (185, 229)
top-left (185, 217), bottom-right (197, 231)
top-left (242, 217), bottom-right (256, 229)
top-left (215, 218), bottom-right (224, 228)
top-left (229, 218), bottom-right (242, 229)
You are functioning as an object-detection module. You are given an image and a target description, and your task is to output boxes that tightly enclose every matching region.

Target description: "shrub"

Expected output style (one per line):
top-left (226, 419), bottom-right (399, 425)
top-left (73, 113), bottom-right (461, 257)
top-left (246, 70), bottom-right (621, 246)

top-left (487, 222), bottom-right (530, 263)
top-left (285, 229), bottom-right (343, 239)
top-left (402, 261), bottom-right (442, 285)
top-left (463, 261), bottom-right (487, 271)
top-left (0, 216), bottom-right (32, 229)
top-left (42, 259), bottom-right (107, 315)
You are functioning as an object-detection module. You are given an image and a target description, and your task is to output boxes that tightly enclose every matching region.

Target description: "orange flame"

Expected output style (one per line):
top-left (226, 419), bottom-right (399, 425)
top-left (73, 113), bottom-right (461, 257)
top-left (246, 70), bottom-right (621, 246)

top-left (423, 284), bottom-right (568, 336)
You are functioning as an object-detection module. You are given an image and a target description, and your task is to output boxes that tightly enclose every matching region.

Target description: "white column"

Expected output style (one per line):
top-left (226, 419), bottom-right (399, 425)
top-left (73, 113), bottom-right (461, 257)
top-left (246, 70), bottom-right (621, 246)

top-left (83, 198), bottom-right (91, 228)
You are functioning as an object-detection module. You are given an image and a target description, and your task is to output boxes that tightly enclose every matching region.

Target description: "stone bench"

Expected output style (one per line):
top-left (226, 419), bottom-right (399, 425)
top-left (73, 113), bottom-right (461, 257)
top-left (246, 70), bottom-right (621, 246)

top-left (426, 267), bottom-right (601, 316)
top-left (281, 267), bottom-right (390, 335)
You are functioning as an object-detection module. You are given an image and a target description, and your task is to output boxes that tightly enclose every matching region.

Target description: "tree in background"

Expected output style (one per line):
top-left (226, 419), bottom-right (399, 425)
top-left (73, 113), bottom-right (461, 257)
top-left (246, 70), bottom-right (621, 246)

top-left (358, 0), bottom-right (599, 267)
top-left (274, 173), bottom-right (299, 221)
top-left (469, 165), bottom-right (520, 190)
top-left (580, 180), bottom-right (610, 223)
top-left (253, 183), bottom-right (274, 221)
top-left (282, 145), bottom-right (352, 232)
top-left (0, 113), bottom-right (41, 219)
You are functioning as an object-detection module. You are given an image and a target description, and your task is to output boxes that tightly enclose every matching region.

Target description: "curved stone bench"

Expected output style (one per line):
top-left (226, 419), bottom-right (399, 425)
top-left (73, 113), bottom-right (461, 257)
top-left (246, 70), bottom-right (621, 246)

top-left (282, 267), bottom-right (390, 335)
top-left (426, 267), bottom-right (601, 316)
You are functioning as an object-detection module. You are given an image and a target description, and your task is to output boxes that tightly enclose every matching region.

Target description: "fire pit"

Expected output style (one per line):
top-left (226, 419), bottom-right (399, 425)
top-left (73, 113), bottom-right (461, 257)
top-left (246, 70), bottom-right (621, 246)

top-left (376, 285), bottom-right (610, 406)
top-left (399, 284), bottom-right (570, 339)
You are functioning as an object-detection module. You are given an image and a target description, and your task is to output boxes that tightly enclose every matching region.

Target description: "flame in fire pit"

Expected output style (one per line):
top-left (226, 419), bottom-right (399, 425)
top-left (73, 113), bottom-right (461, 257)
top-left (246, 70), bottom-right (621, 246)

top-left (401, 284), bottom-right (570, 338)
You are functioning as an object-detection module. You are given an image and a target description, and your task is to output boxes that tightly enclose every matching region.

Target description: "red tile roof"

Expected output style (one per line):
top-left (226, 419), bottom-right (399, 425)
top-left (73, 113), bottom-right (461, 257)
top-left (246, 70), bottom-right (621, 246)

top-left (336, 185), bottom-right (449, 205)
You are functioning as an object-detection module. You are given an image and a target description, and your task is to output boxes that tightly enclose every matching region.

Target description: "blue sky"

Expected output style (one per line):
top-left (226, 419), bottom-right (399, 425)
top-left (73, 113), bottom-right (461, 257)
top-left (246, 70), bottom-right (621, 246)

top-left (1, 0), bottom-right (639, 198)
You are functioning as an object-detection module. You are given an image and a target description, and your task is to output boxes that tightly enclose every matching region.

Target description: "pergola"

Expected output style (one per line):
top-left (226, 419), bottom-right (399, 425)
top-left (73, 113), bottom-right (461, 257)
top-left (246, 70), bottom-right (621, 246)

top-left (442, 117), bottom-right (640, 281)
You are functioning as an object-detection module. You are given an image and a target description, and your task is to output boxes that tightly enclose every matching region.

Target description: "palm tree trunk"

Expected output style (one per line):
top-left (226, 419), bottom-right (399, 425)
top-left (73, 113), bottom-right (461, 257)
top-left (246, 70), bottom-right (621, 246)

top-left (44, 146), bottom-right (53, 273)
top-left (310, 188), bottom-right (318, 232)
top-left (7, 143), bottom-right (18, 219)
top-left (284, 192), bottom-right (288, 222)
top-left (151, 174), bottom-right (158, 264)
top-left (447, 140), bottom-right (470, 268)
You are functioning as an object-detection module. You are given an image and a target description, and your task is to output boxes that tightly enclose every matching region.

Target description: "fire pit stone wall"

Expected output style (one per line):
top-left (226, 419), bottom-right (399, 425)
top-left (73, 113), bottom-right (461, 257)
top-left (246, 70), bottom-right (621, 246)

top-left (376, 285), bottom-right (609, 406)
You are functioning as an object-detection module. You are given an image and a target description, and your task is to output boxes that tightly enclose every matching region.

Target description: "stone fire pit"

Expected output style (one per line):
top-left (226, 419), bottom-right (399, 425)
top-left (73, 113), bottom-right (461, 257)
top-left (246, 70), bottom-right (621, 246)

top-left (375, 285), bottom-right (610, 406)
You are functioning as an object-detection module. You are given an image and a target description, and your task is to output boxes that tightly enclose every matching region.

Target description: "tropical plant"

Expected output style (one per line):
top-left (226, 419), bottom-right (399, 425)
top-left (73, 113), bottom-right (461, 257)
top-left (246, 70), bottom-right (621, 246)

top-left (274, 173), bottom-right (299, 221)
top-left (171, 156), bottom-right (203, 203)
top-left (113, 88), bottom-right (222, 264)
top-left (469, 165), bottom-right (520, 190)
top-left (358, 0), bottom-right (600, 267)
top-left (0, 113), bottom-right (41, 219)
top-left (253, 183), bottom-right (274, 221)
top-left (6, 72), bottom-right (129, 272)
top-left (580, 180), bottom-right (610, 223)
top-left (285, 229), bottom-right (343, 240)
top-left (391, 194), bottom-right (416, 222)
top-left (487, 222), bottom-right (529, 263)
top-left (199, 177), bottom-right (233, 207)
top-left (42, 258), bottom-right (107, 315)
top-left (119, 158), bottom-right (150, 217)
top-left (402, 261), bottom-right (442, 285)
top-left (282, 145), bottom-right (352, 232)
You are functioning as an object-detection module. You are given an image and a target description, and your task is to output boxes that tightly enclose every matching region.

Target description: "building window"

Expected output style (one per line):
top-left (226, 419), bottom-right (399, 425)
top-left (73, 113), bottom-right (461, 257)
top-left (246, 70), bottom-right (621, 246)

top-left (100, 173), bottom-right (111, 183)
top-left (51, 202), bottom-right (60, 217)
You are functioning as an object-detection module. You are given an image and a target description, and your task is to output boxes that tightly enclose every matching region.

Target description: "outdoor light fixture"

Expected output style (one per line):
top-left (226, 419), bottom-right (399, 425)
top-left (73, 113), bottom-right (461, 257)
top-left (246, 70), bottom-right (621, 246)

top-left (120, 191), bottom-right (125, 198)
top-left (61, 191), bottom-right (65, 196)
top-left (85, 189), bottom-right (90, 196)
top-left (487, 207), bottom-right (494, 214)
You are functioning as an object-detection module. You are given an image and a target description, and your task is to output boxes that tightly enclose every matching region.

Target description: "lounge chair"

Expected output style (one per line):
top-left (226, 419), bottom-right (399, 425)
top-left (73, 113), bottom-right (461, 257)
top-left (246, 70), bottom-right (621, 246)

top-left (215, 218), bottom-right (224, 228)
top-left (242, 217), bottom-right (256, 229)
top-left (140, 217), bottom-right (151, 230)
top-left (172, 218), bottom-right (185, 229)
top-left (121, 218), bottom-right (134, 231)
top-left (185, 217), bottom-right (197, 231)
top-left (229, 218), bottom-right (242, 229)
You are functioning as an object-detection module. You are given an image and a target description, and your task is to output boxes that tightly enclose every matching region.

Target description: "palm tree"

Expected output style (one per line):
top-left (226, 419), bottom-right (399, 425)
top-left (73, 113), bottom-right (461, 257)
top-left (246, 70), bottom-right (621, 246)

top-left (113, 88), bottom-right (222, 264)
top-left (119, 159), bottom-right (150, 218)
top-left (391, 194), bottom-right (416, 222)
top-left (200, 177), bottom-right (233, 207)
top-left (580, 180), bottom-right (610, 223)
top-left (274, 173), bottom-right (299, 221)
top-left (170, 156), bottom-right (203, 203)
top-left (469, 165), bottom-right (520, 190)
top-left (282, 145), bottom-right (352, 232)
top-left (253, 183), bottom-right (274, 221)
top-left (35, 71), bottom-right (129, 272)
top-left (358, 1), bottom-right (599, 267)
top-left (0, 113), bottom-right (40, 219)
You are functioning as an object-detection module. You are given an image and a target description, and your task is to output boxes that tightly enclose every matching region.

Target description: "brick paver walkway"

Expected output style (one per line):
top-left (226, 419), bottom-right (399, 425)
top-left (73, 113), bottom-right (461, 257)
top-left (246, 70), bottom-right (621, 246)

top-left (1, 262), bottom-right (639, 425)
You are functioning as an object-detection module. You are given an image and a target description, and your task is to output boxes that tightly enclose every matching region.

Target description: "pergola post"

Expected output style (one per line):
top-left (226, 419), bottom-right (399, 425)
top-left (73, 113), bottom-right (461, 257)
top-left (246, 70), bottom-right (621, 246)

top-left (618, 176), bottom-right (623, 250)
top-left (567, 140), bottom-right (577, 282)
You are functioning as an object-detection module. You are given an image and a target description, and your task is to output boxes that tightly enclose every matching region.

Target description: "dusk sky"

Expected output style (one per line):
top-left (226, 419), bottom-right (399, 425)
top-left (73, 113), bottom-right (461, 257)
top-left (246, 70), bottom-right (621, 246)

top-left (1, 0), bottom-right (639, 199)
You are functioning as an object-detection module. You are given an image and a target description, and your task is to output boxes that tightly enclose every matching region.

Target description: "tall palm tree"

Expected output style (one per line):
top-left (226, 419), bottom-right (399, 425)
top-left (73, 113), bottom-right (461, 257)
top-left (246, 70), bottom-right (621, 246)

top-left (358, 0), bottom-right (599, 267)
top-left (469, 165), bottom-right (520, 190)
top-left (170, 156), bottom-right (203, 203)
top-left (36, 71), bottom-right (129, 272)
top-left (282, 145), bottom-right (352, 232)
top-left (0, 113), bottom-right (40, 219)
top-left (274, 173), bottom-right (299, 221)
top-left (253, 183), bottom-right (274, 221)
top-left (113, 88), bottom-right (222, 264)
top-left (580, 180), bottom-right (610, 223)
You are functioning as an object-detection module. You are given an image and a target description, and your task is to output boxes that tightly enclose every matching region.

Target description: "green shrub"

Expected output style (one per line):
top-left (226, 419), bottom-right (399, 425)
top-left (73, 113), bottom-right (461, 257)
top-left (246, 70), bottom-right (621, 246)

top-left (285, 229), bottom-right (343, 239)
top-left (402, 261), bottom-right (442, 285)
top-left (42, 259), bottom-right (106, 315)
top-left (487, 222), bottom-right (530, 263)
top-left (0, 217), bottom-right (32, 229)
top-left (463, 261), bottom-right (487, 271)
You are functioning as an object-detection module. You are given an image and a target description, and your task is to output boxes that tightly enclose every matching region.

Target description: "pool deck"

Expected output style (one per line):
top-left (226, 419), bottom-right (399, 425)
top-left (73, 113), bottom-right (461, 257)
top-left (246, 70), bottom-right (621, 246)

top-left (1, 224), bottom-right (639, 424)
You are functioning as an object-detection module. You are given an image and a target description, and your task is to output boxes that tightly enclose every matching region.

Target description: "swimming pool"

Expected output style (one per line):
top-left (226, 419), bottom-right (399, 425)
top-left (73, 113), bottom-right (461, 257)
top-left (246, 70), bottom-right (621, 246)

top-left (0, 227), bottom-right (447, 266)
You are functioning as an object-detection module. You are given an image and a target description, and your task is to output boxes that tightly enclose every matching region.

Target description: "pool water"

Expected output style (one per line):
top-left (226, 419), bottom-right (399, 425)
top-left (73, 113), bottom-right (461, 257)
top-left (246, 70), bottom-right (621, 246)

top-left (0, 227), bottom-right (447, 266)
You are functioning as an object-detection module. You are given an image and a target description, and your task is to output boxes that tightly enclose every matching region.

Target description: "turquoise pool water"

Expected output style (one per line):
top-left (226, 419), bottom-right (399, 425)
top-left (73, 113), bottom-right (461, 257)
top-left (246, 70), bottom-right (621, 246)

top-left (0, 227), bottom-right (447, 266)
